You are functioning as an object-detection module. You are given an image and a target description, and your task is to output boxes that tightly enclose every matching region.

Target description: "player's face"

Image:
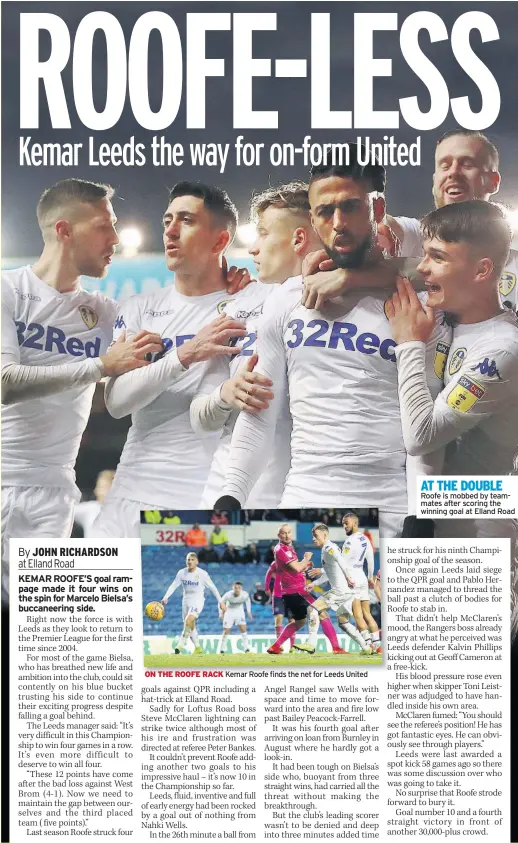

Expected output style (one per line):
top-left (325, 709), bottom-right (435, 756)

top-left (418, 237), bottom-right (486, 313)
top-left (233, 584), bottom-right (242, 596)
top-left (68, 199), bottom-right (119, 278)
top-left (432, 136), bottom-right (499, 208)
top-left (162, 195), bottom-right (228, 274)
top-left (278, 526), bottom-right (292, 544)
top-left (309, 176), bottom-right (377, 269)
top-left (186, 554), bottom-right (198, 571)
top-left (312, 531), bottom-right (325, 548)
top-left (342, 517), bottom-right (355, 535)
top-left (248, 206), bottom-right (304, 283)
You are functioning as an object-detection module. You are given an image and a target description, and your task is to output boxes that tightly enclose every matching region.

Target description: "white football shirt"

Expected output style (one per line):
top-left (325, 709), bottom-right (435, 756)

top-left (320, 540), bottom-right (354, 593)
top-left (162, 566), bottom-right (222, 603)
top-left (1, 266), bottom-right (116, 490)
top-left (395, 216), bottom-right (518, 311)
top-left (107, 285), bottom-right (238, 507)
top-left (396, 309), bottom-right (518, 476)
top-left (221, 589), bottom-right (251, 611)
top-left (342, 532), bottom-right (373, 584)
top-left (199, 281), bottom-right (291, 508)
top-left (223, 275), bottom-right (451, 513)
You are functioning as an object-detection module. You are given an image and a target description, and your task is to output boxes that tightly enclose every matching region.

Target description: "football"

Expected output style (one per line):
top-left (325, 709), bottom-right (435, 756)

top-left (145, 601), bottom-right (165, 621)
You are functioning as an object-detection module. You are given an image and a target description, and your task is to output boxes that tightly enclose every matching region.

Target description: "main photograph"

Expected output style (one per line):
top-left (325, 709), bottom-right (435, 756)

top-left (2, 4), bottom-right (517, 567)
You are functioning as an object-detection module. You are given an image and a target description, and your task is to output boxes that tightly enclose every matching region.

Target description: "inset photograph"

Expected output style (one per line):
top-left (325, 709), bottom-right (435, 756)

top-left (142, 509), bottom-right (382, 668)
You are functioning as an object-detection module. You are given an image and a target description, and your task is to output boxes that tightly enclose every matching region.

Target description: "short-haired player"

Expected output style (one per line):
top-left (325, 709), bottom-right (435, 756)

top-left (219, 582), bottom-right (253, 654)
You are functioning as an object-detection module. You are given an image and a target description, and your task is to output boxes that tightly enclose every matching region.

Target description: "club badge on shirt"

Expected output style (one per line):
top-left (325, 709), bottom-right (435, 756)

top-left (79, 305), bottom-right (98, 329)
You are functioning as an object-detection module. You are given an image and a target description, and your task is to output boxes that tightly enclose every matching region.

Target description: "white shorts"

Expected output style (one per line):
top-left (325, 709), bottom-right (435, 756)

top-left (182, 600), bottom-right (204, 621)
top-left (223, 607), bottom-right (246, 628)
top-left (351, 571), bottom-right (369, 602)
top-left (317, 588), bottom-right (354, 617)
top-left (2, 485), bottom-right (77, 605)
top-left (91, 493), bottom-right (162, 538)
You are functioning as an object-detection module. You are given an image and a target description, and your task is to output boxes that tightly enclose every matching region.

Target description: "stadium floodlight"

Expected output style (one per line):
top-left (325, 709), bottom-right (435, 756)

top-left (237, 222), bottom-right (257, 246)
top-left (119, 226), bottom-right (143, 256)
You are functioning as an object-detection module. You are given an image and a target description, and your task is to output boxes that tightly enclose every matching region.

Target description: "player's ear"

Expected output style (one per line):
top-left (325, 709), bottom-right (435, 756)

top-left (372, 196), bottom-right (386, 225)
top-left (292, 226), bottom-right (308, 255)
top-left (486, 169), bottom-right (500, 197)
top-left (213, 227), bottom-right (231, 256)
top-left (474, 256), bottom-right (494, 284)
top-left (55, 219), bottom-right (73, 242)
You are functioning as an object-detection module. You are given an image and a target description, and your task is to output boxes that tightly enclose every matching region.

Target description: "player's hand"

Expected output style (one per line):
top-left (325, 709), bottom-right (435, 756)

top-left (377, 221), bottom-right (401, 257)
top-left (307, 567), bottom-right (323, 579)
top-left (265, 589), bottom-right (271, 598)
top-left (346, 576), bottom-right (355, 589)
top-left (161, 598), bottom-right (168, 606)
top-left (385, 276), bottom-right (435, 344)
top-left (220, 353), bottom-right (274, 413)
top-left (177, 315), bottom-right (247, 367)
top-left (223, 257), bottom-right (255, 294)
top-left (219, 601), bottom-right (227, 612)
top-left (101, 330), bottom-right (164, 376)
top-left (368, 577), bottom-right (375, 588)
top-left (301, 249), bottom-right (336, 277)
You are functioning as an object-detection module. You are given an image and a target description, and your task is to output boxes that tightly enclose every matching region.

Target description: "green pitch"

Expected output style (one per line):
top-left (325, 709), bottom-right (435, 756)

top-left (144, 651), bottom-right (382, 668)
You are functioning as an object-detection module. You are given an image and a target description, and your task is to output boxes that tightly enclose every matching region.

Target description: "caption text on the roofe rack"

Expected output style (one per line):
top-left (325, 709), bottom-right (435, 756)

top-left (20, 11), bottom-right (499, 131)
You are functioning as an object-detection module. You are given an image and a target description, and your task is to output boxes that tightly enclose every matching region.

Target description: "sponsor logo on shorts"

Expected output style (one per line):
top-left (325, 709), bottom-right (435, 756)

top-left (448, 347), bottom-right (467, 376)
top-left (433, 340), bottom-right (450, 379)
top-left (79, 305), bottom-right (98, 329)
top-left (446, 375), bottom-right (485, 413)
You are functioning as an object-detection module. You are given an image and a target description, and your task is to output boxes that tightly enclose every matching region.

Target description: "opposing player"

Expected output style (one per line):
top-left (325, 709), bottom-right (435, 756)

top-left (306, 524), bottom-right (374, 655)
top-left (1, 178), bottom-right (163, 604)
top-left (341, 512), bottom-right (381, 653)
top-left (193, 182), bottom-right (321, 507)
top-left (161, 551), bottom-right (226, 654)
top-left (92, 182), bottom-right (250, 537)
top-left (219, 582), bottom-right (253, 654)
top-left (387, 201), bottom-right (518, 542)
top-left (387, 130), bottom-right (517, 311)
top-left (266, 524), bottom-right (346, 655)
top-left (218, 149), bottom-right (451, 535)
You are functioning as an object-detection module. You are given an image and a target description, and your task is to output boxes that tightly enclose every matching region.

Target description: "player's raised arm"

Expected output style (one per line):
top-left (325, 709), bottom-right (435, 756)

top-left (105, 313), bottom-right (246, 419)
top-left (246, 594), bottom-right (253, 618)
top-left (162, 571), bottom-right (183, 604)
top-left (201, 570), bottom-right (225, 610)
top-left (217, 296), bottom-right (288, 507)
top-left (190, 352), bottom-right (274, 434)
top-left (0, 293), bottom-right (161, 405)
top-left (287, 551), bottom-right (313, 574)
top-left (389, 277), bottom-right (518, 456)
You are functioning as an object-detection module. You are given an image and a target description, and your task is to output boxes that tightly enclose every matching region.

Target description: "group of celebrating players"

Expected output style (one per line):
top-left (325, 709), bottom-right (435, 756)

top-left (2, 128), bottom-right (518, 606)
top-left (153, 514), bottom-right (381, 657)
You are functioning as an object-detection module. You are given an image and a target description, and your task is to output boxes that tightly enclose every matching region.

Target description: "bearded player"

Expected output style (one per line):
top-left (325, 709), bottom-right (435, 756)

top-left (162, 551), bottom-right (226, 654)
top-left (218, 147), bottom-right (451, 536)
top-left (341, 512), bottom-right (381, 654)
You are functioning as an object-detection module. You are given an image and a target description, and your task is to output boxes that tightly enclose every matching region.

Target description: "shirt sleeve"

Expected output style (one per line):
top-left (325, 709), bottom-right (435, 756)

top-left (394, 217), bottom-right (424, 259)
top-left (162, 572), bottom-right (183, 602)
top-left (190, 355), bottom-right (234, 434)
top-left (364, 540), bottom-right (375, 580)
top-left (395, 339), bottom-right (518, 457)
top-left (245, 595), bottom-right (252, 613)
top-left (203, 572), bottom-right (223, 603)
top-left (265, 562), bottom-right (276, 591)
top-left (103, 296), bottom-right (187, 419)
top-left (222, 297), bottom-right (288, 505)
top-left (1, 295), bottom-right (103, 404)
